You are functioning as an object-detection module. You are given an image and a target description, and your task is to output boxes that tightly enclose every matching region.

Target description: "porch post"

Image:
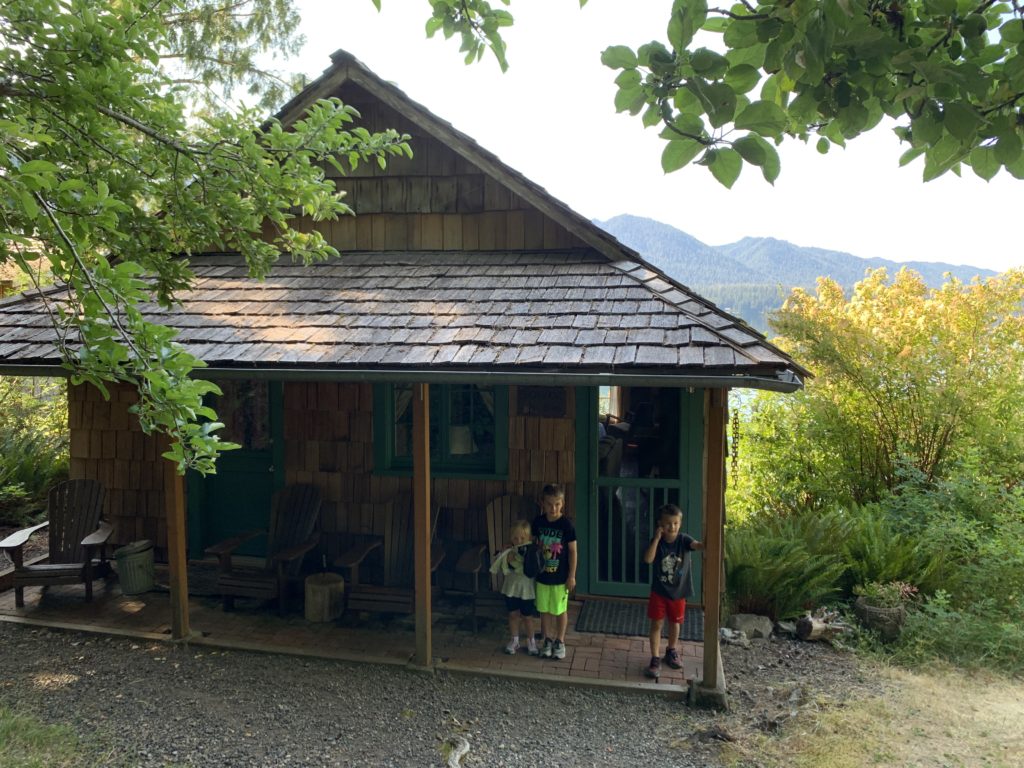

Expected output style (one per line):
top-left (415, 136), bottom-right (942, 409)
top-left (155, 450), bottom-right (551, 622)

top-left (412, 382), bottom-right (432, 667)
top-left (697, 387), bottom-right (727, 708)
top-left (161, 438), bottom-right (191, 641)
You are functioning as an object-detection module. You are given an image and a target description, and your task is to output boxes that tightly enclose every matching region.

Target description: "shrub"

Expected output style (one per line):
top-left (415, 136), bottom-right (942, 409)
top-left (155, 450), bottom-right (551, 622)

top-left (725, 510), bottom-right (848, 620)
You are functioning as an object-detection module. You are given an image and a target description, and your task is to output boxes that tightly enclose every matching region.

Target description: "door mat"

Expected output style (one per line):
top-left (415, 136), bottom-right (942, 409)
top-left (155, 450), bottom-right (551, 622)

top-left (576, 598), bottom-right (704, 641)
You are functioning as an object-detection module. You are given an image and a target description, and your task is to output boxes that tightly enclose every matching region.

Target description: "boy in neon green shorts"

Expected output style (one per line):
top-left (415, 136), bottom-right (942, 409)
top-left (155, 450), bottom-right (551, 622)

top-left (531, 484), bottom-right (577, 660)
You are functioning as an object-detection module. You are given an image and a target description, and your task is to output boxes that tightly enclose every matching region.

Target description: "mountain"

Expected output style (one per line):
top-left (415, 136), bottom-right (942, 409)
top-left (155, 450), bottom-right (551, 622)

top-left (595, 214), bottom-right (997, 331)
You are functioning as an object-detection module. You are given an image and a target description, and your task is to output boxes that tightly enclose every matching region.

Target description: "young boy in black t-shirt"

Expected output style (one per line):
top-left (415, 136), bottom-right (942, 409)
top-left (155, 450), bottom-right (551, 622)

top-left (642, 503), bottom-right (703, 679)
top-left (531, 484), bottom-right (577, 661)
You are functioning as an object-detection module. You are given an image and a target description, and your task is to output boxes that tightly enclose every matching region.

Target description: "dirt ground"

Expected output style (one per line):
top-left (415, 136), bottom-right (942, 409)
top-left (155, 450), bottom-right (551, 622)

top-left (698, 636), bottom-right (1024, 768)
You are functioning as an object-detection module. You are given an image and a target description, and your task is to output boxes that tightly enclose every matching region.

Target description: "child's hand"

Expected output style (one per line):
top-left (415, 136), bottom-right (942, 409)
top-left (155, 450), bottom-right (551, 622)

top-left (566, 576), bottom-right (576, 594)
top-left (652, 525), bottom-right (663, 541)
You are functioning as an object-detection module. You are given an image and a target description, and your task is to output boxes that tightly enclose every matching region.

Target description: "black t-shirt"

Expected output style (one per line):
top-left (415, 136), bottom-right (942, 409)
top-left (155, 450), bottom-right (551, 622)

top-left (531, 514), bottom-right (577, 586)
top-left (651, 534), bottom-right (696, 601)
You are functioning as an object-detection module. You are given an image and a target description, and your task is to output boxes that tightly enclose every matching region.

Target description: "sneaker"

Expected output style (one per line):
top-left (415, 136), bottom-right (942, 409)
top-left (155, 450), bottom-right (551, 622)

top-left (663, 647), bottom-right (682, 670)
top-left (504, 638), bottom-right (520, 655)
top-left (527, 637), bottom-right (539, 656)
top-left (540, 638), bottom-right (553, 658)
top-left (645, 656), bottom-right (661, 679)
top-left (553, 640), bottom-right (566, 660)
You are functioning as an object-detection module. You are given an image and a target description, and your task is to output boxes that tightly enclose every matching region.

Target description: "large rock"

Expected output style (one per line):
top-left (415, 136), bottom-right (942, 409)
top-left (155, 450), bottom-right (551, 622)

top-left (726, 613), bottom-right (774, 639)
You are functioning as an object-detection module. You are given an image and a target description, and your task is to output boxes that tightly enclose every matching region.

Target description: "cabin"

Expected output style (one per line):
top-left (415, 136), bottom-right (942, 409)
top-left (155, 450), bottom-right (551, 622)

top-left (0, 50), bottom-right (805, 703)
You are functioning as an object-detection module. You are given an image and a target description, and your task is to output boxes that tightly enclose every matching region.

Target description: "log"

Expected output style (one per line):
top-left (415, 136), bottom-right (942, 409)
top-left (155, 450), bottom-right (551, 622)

top-left (796, 615), bottom-right (835, 641)
top-left (304, 573), bottom-right (345, 622)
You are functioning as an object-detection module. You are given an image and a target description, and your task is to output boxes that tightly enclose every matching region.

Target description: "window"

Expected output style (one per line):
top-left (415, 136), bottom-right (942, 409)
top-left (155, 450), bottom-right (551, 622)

top-left (374, 383), bottom-right (508, 476)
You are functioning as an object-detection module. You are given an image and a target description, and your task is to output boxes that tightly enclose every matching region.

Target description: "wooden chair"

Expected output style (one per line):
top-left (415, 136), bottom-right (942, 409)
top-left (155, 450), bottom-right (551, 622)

top-left (0, 479), bottom-right (112, 608)
top-left (205, 484), bottom-right (321, 616)
top-left (345, 493), bottom-right (445, 615)
top-left (485, 494), bottom-right (540, 592)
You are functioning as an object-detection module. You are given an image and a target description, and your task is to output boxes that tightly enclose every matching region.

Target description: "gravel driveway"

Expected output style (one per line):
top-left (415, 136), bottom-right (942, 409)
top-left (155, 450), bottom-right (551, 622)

top-left (0, 623), bottom-right (712, 767)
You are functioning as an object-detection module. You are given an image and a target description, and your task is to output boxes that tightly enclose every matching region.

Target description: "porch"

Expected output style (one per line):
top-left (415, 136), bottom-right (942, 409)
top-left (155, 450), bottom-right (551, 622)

top-left (0, 578), bottom-right (701, 696)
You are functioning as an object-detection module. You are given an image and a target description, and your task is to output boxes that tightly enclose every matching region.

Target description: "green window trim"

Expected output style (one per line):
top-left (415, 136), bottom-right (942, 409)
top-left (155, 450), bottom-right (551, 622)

top-left (372, 383), bottom-right (509, 478)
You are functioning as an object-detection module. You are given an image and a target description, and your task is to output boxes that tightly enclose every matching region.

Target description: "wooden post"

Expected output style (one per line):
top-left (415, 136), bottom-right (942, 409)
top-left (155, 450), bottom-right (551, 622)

top-left (412, 383), bottom-right (432, 667)
top-left (700, 388), bottom-right (727, 706)
top-left (162, 438), bottom-right (191, 641)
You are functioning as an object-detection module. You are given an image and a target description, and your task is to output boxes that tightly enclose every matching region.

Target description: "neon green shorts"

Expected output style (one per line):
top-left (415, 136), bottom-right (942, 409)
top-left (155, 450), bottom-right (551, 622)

top-left (534, 582), bottom-right (569, 616)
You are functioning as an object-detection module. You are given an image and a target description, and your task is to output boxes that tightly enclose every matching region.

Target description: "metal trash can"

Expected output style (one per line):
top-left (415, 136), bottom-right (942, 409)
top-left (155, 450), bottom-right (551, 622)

top-left (114, 540), bottom-right (155, 595)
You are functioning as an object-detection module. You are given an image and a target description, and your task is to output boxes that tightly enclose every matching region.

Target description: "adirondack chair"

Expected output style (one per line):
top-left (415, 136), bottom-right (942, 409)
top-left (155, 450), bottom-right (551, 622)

top-left (0, 479), bottom-right (111, 608)
top-left (345, 492), bottom-right (444, 615)
top-left (205, 484), bottom-right (321, 615)
top-left (485, 494), bottom-right (540, 592)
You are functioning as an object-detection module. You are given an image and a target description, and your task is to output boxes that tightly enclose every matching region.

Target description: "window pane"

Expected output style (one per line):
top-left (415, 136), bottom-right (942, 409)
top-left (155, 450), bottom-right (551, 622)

top-left (600, 386), bottom-right (679, 479)
top-left (215, 380), bottom-right (270, 451)
top-left (446, 384), bottom-right (496, 462)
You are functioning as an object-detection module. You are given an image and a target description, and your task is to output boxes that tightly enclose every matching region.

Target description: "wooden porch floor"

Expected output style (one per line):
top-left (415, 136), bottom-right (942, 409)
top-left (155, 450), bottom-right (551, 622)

top-left (0, 577), bottom-right (701, 696)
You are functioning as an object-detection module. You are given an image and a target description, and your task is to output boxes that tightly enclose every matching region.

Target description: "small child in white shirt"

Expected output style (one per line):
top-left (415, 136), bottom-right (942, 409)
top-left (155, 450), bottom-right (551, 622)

top-left (490, 519), bottom-right (540, 655)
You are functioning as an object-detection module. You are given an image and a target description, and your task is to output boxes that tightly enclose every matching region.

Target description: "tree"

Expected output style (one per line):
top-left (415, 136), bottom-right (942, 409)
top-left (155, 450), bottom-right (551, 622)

top-left (1, 0), bottom-right (411, 472)
top-left (732, 267), bottom-right (1024, 512)
top-left (411, 0), bottom-right (1024, 185)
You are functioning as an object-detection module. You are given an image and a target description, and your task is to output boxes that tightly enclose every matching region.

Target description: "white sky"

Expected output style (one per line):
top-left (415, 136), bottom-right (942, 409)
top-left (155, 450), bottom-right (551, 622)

top-left (286, 0), bottom-right (1021, 273)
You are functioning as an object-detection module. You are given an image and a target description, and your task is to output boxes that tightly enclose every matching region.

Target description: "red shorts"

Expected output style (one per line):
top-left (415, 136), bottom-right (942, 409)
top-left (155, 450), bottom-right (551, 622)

top-left (647, 592), bottom-right (686, 624)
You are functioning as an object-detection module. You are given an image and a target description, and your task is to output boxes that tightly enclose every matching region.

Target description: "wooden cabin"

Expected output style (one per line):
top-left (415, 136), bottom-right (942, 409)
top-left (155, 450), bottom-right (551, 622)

top-left (0, 50), bottom-right (806, 703)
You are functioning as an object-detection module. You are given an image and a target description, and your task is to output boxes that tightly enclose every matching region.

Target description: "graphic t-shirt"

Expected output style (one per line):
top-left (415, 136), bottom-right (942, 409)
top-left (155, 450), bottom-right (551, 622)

top-left (652, 534), bottom-right (696, 601)
top-left (531, 514), bottom-right (577, 586)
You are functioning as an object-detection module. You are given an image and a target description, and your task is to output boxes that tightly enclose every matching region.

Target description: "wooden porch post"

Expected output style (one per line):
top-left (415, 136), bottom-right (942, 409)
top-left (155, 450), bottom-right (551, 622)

top-left (698, 387), bottom-right (727, 707)
top-left (412, 382), bottom-right (432, 667)
top-left (161, 437), bottom-right (191, 641)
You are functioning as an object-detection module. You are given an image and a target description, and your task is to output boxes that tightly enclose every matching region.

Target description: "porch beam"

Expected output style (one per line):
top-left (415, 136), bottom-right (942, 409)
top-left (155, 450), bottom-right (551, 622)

top-left (161, 439), bottom-right (191, 641)
top-left (411, 382), bottom-right (432, 667)
top-left (697, 388), bottom-right (728, 708)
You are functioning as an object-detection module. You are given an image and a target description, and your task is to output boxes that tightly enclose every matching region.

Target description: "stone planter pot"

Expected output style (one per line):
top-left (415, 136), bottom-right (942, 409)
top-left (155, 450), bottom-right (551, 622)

top-left (854, 596), bottom-right (906, 642)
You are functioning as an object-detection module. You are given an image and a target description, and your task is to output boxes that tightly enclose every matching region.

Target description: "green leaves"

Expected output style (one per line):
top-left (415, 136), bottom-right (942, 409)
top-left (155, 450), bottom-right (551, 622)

top-left (601, 45), bottom-right (637, 69)
top-left (734, 100), bottom-right (788, 139)
top-left (662, 138), bottom-right (704, 172)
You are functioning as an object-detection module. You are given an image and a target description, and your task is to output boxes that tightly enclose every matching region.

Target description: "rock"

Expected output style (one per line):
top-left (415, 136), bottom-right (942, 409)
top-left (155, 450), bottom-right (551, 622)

top-left (727, 613), bottom-right (774, 639)
top-left (720, 627), bottom-right (751, 648)
top-left (775, 620), bottom-right (797, 637)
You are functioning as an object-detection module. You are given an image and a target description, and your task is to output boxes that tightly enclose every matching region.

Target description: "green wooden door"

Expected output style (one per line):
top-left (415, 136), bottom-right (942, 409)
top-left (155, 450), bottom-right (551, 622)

top-left (188, 380), bottom-right (284, 558)
top-left (581, 386), bottom-right (704, 599)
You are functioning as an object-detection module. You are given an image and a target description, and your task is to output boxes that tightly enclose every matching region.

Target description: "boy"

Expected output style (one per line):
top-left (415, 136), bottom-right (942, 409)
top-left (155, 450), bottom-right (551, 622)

top-left (642, 503), bottom-right (703, 679)
top-left (531, 484), bottom-right (577, 660)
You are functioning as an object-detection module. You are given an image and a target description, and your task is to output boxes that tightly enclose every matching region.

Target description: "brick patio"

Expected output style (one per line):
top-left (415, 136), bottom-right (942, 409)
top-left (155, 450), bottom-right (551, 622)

top-left (0, 574), bottom-right (701, 697)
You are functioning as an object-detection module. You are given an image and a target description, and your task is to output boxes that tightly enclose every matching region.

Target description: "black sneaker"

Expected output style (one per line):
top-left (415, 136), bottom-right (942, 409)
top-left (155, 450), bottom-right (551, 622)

top-left (645, 656), bottom-right (661, 679)
top-left (663, 647), bottom-right (683, 670)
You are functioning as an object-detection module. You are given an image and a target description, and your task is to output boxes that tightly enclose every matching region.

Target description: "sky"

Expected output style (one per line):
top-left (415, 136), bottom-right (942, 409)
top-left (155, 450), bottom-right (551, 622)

top-left (284, 1), bottom-right (1021, 274)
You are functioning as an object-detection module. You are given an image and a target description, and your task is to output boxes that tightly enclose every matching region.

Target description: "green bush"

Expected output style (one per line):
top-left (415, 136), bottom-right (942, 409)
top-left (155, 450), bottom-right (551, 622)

top-left (725, 510), bottom-right (848, 620)
top-left (894, 592), bottom-right (1024, 674)
top-left (0, 378), bottom-right (68, 527)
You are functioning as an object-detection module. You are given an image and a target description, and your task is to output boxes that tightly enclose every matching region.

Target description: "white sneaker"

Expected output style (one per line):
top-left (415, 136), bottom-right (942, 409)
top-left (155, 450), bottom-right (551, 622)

top-left (540, 638), bottom-right (553, 658)
top-left (527, 637), bottom-right (539, 656)
top-left (504, 638), bottom-right (520, 655)
top-left (553, 640), bottom-right (566, 660)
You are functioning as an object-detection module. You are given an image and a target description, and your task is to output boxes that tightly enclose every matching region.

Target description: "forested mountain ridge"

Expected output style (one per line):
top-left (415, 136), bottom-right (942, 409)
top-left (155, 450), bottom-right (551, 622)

top-left (596, 214), bottom-right (998, 331)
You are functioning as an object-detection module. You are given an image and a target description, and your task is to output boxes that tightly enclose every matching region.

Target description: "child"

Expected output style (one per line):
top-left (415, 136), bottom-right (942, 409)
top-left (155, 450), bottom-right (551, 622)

top-left (531, 484), bottom-right (577, 660)
top-left (642, 503), bottom-right (703, 679)
top-left (489, 519), bottom-right (540, 655)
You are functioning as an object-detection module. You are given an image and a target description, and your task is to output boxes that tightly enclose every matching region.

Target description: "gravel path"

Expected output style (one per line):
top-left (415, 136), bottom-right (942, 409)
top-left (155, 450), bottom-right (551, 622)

top-left (0, 623), bottom-right (713, 767)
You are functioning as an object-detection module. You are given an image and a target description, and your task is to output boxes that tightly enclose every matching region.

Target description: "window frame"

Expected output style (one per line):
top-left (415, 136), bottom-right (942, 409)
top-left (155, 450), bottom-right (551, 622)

top-left (372, 382), bottom-right (509, 478)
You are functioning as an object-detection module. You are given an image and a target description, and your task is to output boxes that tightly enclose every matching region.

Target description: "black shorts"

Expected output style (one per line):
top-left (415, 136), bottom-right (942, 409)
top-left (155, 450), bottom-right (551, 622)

top-left (505, 596), bottom-right (537, 616)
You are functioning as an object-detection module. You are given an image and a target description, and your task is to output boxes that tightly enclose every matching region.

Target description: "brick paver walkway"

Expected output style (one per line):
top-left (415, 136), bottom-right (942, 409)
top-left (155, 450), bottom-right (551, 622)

top-left (0, 576), bottom-right (702, 695)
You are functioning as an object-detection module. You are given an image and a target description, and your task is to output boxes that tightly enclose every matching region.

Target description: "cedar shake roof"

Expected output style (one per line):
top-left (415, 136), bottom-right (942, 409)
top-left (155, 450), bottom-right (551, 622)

top-left (0, 50), bottom-right (808, 390)
top-left (0, 251), bottom-right (806, 385)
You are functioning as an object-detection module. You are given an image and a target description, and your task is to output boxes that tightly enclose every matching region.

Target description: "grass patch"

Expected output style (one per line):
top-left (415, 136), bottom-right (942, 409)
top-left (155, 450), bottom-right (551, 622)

top-left (0, 707), bottom-right (87, 768)
top-left (719, 666), bottom-right (1024, 768)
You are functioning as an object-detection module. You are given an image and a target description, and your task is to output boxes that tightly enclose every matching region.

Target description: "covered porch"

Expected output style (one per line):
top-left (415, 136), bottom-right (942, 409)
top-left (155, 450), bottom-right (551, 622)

top-left (0, 579), bottom-right (701, 696)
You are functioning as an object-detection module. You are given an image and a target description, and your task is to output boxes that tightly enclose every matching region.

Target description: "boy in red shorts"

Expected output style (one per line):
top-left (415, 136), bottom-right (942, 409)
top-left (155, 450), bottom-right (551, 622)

top-left (642, 503), bottom-right (703, 679)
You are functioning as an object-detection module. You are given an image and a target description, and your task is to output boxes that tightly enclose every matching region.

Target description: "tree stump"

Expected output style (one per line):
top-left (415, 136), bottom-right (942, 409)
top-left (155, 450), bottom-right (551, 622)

top-left (304, 573), bottom-right (345, 622)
